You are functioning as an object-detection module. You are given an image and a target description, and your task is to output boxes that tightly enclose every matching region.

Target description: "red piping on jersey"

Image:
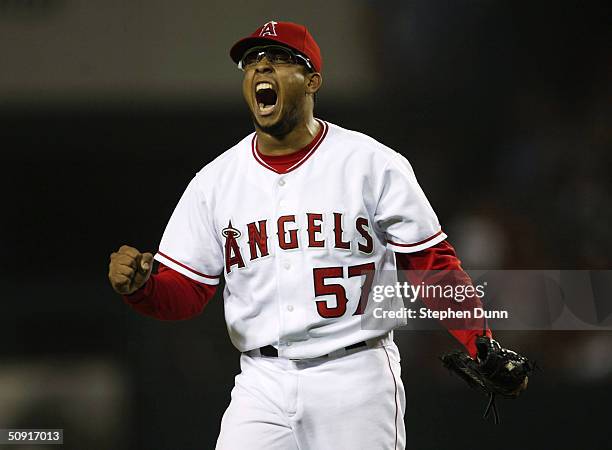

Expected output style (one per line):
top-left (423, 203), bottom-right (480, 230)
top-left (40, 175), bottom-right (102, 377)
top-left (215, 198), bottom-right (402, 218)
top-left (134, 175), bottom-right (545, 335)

top-left (383, 346), bottom-right (399, 450)
top-left (157, 251), bottom-right (221, 279)
top-left (387, 230), bottom-right (444, 247)
top-left (251, 119), bottom-right (328, 174)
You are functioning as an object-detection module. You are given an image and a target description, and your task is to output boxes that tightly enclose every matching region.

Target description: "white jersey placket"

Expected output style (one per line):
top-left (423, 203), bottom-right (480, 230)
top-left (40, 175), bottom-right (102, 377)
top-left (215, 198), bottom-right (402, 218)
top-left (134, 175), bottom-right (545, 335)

top-left (273, 172), bottom-right (289, 356)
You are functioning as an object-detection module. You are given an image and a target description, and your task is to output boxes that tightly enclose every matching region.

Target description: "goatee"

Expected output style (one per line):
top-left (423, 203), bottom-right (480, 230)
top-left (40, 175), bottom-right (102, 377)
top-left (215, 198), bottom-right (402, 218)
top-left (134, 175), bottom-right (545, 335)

top-left (252, 104), bottom-right (301, 139)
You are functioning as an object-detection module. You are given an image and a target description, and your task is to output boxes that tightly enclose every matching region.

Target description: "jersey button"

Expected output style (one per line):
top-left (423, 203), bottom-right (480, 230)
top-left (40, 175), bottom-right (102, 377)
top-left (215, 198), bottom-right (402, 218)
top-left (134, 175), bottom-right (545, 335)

top-left (283, 262), bottom-right (291, 270)
top-left (287, 305), bottom-right (294, 312)
top-left (278, 178), bottom-right (286, 186)
top-left (286, 342), bottom-right (292, 346)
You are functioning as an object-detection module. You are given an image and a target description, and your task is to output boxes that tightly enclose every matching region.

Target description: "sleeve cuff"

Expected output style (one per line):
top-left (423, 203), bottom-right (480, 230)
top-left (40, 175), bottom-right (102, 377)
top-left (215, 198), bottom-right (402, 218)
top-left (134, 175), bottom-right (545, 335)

top-left (387, 230), bottom-right (447, 253)
top-left (154, 252), bottom-right (221, 285)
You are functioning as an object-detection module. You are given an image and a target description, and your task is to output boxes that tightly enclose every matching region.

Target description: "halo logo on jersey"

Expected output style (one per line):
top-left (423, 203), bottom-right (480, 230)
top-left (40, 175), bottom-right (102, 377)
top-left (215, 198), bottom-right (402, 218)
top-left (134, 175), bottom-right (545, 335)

top-left (259, 21), bottom-right (278, 37)
top-left (223, 221), bottom-right (245, 273)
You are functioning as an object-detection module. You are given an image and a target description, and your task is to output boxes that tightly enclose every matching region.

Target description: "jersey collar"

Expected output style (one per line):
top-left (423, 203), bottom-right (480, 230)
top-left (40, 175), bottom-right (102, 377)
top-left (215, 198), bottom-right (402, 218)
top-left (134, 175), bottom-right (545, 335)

top-left (251, 119), bottom-right (329, 174)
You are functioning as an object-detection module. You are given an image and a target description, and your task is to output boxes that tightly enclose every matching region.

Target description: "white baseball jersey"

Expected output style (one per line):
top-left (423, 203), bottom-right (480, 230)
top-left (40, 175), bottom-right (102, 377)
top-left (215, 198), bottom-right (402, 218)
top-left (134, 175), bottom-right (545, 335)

top-left (154, 120), bottom-right (446, 358)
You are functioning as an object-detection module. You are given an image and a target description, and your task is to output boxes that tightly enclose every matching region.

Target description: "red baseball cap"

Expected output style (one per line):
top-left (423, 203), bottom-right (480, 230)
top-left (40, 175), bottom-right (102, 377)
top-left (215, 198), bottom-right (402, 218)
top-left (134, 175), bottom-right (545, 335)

top-left (230, 20), bottom-right (322, 72)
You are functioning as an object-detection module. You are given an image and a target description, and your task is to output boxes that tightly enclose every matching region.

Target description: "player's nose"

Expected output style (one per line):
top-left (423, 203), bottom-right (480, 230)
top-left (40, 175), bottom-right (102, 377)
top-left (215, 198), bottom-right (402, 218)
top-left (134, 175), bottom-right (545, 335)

top-left (254, 57), bottom-right (274, 73)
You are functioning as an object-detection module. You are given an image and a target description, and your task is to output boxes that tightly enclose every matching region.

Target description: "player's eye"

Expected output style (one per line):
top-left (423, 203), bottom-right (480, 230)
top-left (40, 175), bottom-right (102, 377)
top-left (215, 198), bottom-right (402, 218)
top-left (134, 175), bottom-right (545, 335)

top-left (266, 48), bottom-right (294, 64)
top-left (241, 50), bottom-right (263, 68)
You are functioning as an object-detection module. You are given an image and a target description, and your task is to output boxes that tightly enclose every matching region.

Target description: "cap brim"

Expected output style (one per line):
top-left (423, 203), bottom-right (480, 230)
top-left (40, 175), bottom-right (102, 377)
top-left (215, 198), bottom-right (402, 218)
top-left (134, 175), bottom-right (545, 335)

top-left (229, 36), bottom-right (302, 66)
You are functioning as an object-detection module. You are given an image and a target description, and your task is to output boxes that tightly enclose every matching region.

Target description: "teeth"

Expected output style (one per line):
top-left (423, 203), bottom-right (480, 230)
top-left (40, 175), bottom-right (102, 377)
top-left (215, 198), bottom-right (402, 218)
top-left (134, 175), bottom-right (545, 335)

top-left (258, 102), bottom-right (274, 112)
top-left (256, 82), bottom-right (273, 92)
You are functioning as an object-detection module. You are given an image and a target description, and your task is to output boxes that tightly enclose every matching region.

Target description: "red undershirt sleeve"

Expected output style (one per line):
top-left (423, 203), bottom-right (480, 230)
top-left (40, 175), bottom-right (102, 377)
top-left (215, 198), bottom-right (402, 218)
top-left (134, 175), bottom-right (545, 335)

top-left (395, 240), bottom-right (492, 358)
top-left (122, 263), bottom-right (217, 321)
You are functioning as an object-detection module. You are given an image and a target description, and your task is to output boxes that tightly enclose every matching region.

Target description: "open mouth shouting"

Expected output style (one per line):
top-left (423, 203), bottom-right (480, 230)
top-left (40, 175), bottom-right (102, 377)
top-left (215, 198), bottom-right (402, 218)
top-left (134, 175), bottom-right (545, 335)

top-left (255, 81), bottom-right (278, 116)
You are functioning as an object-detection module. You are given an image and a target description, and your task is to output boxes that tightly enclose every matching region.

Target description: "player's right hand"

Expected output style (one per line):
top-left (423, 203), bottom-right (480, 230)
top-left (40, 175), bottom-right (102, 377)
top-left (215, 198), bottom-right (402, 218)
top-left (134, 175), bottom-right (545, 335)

top-left (108, 245), bottom-right (153, 295)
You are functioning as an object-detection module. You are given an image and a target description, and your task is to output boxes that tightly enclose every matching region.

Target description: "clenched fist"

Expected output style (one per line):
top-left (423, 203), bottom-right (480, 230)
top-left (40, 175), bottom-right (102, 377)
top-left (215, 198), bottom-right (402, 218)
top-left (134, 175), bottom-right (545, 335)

top-left (108, 245), bottom-right (153, 295)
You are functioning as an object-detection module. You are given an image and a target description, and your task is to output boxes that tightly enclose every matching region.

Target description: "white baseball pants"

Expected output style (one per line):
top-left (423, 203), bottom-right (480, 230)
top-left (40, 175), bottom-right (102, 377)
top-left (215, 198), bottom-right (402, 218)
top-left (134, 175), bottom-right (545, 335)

top-left (215, 340), bottom-right (406, 450)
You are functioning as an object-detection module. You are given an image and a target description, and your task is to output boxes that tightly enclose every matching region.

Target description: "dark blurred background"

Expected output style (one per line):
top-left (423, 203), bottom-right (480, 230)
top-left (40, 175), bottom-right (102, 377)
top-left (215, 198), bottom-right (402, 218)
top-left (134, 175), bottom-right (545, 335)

top-left (1, 1), bottom-right (611, 449)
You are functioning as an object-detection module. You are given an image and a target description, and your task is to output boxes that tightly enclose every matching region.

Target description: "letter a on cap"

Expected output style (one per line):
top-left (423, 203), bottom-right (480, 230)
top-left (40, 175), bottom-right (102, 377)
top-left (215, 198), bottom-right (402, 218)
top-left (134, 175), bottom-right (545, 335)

top-left (260, 21), bottom-right (278, 37)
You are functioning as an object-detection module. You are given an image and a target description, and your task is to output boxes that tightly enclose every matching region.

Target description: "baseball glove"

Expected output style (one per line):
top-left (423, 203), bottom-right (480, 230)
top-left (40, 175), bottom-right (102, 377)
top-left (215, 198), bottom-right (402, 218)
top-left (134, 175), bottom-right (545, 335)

top-left (440, 335), bottom-right (535, 423)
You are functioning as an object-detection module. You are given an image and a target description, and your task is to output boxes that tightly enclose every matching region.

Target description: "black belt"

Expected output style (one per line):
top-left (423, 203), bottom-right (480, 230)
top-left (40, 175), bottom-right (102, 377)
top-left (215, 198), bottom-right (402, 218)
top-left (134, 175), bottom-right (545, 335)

top-left (258, 341), bottom-right (367, 358)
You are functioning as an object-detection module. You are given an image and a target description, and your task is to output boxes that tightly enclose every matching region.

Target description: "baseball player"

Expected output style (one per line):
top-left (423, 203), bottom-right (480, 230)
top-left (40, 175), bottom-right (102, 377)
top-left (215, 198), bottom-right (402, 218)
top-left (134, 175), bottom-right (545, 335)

top-left (108, 21), bottom-right (524, 449)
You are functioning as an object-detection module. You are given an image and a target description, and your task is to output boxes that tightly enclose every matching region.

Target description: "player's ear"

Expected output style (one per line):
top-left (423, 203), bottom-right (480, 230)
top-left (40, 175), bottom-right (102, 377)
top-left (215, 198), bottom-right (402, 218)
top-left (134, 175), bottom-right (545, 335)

top-left (305, 72), bottom-right (322, 95)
